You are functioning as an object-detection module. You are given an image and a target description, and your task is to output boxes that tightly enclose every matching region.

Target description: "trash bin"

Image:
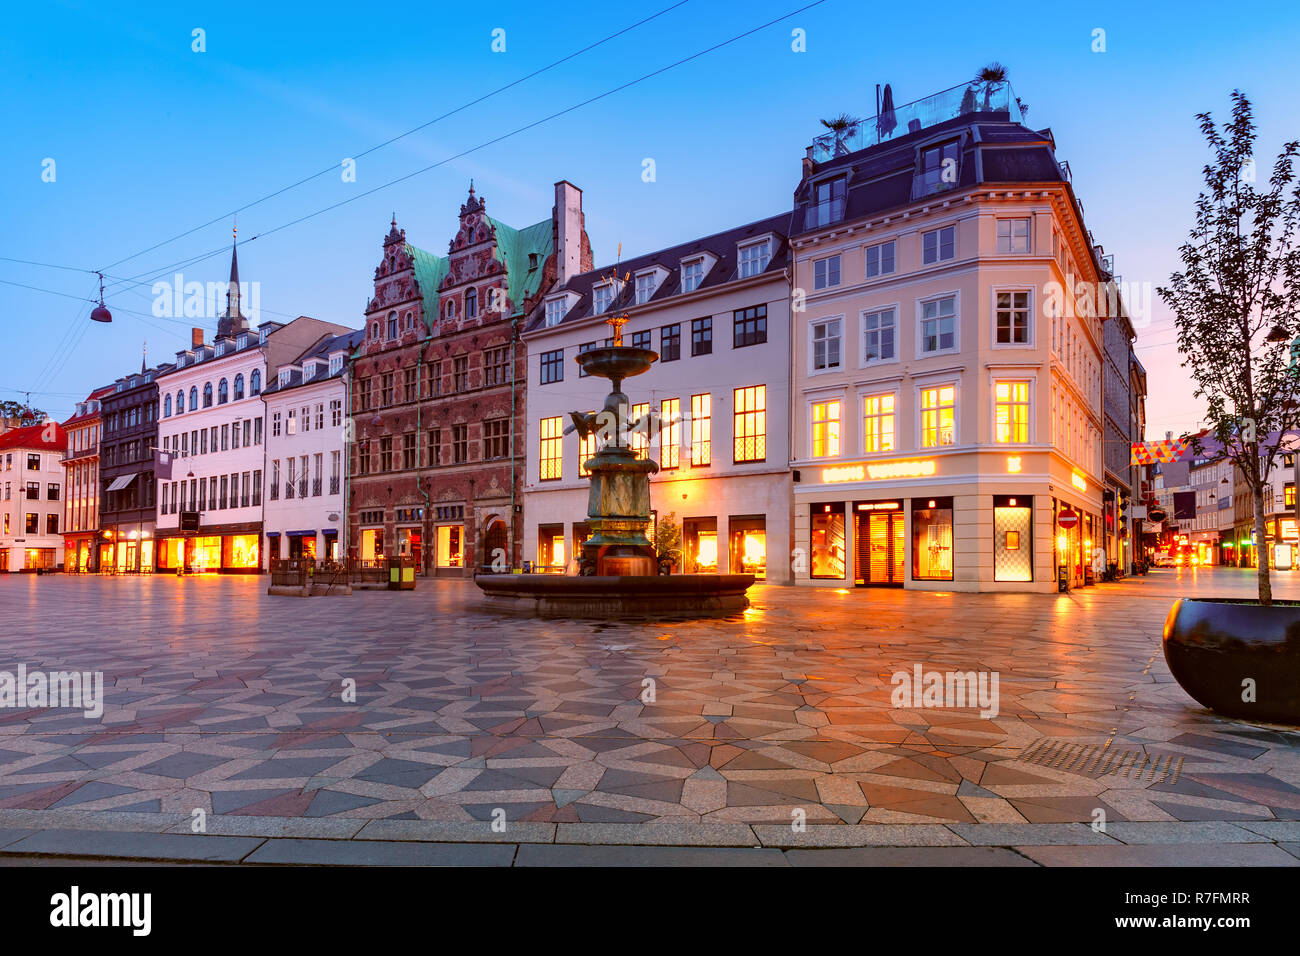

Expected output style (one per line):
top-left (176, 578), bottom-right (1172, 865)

top-left (387, 555), bottom-right (416, 590)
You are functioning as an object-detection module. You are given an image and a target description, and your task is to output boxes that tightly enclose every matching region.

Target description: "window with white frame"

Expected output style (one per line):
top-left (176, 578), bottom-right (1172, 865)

top-left (919, 296), bottom-right (957, 354)
top-left (811, 399), bottom-right (841, 458)
top-left (920, 385), bottom-right (956, 447)
top-left (865, 240), bottom-right (896, 278)
top-left (592, 283), bottom-right (614, 315)
top-left (634, 273), bottom-right (656, 304)
top-left (813, 255), bottom-right (840, 290)
top-left (681, 258), bottom-right (704, 293)
top-left (862, 307), bottom-right (896, 363)
top-left (544, 297), bottom-right (566, 327)
top-left (738, 240), bottom-right (771, 278)
top-left (811, 318), bottom-right (841, 371)
top-left (922, 225), bottom-right (955, 264)
top-left (863, 393), bottom-right (896, 453)
top-left (994, 381), bottom-right (1030, 443)
top-left (995, 290), bottom-right (1031, 344)
top-left (996, 218), bottom-right (1031, 254)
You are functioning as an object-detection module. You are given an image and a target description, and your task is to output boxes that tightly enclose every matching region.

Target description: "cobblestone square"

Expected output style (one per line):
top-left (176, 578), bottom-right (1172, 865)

top-left (1, 569), bottom-right (1299, 865)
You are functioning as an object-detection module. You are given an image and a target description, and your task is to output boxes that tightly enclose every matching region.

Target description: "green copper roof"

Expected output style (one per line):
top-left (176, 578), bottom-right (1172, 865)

top-left (487, 216), bottom-right (553, 316)
top-left (406, 243), bottom-right (449, 329)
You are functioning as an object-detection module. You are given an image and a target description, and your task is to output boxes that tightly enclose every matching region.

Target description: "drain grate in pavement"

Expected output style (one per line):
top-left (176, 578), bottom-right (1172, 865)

top-left (1019, 739), bottom-right (1182, 784)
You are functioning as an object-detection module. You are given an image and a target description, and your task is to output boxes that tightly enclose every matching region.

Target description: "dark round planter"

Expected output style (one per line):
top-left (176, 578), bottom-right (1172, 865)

top-left (1162, 598), bottom-right (1300, 724)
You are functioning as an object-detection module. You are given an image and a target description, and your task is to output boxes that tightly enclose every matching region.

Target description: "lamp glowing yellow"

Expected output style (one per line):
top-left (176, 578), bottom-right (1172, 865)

top-left (1071, 472), bottom-right (1087, 492)
top-left (1007, 456), bottom-right (1022, 473)
top-left (1057, 535), bottom-right (1068, 553)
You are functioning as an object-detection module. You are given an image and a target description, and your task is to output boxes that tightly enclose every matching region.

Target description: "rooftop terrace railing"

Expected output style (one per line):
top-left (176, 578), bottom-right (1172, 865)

top-left (808, 81), bottom-right (1020, 163)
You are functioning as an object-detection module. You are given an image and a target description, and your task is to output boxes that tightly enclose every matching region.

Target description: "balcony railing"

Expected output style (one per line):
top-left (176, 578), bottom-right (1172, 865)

top-left (329, 478), bottom-right (340, 495)
top-left (312, 478), bottom-right (322, 497)
top-left (807, 80), bottom-right (1019, 163)
top-left (285, 482), bottom-right (295, 499)
top-left (298, 479), bottom-right (308, 498)
top-left (804, 198), bottom-right (847, 230)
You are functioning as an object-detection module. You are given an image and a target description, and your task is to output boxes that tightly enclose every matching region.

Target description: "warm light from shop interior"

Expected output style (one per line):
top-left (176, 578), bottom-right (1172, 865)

top-left (697, 534), bottom-right (718, 569)
top-left (1071, 472), bottom-right (1087, 492)
top-left (1007, 456), bottom-right (1022, 473)
top-left (743, 534), bottom-right (765, 567)
top-left (1057, 535), bottom-right (1067, 553)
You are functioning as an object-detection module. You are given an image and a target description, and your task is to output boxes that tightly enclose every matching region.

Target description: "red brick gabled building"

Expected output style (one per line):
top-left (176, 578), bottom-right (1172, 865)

top-left (348, 181), bottom-right (591, 575)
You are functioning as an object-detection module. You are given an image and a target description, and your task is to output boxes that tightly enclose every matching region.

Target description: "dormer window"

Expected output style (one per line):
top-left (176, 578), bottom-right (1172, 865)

top-left (259, 328), bottom-right (269, 344)
top-left (545, 297), bottom-right (567, 327)
top-left (918, 139), bottom-right (961, 196)
top-left (681, 258), bottom-right (705, 293)
top-left (635, 273), bottom-right (655, 304)
top-left (279, 369), bottom-right (292, 387)
top-left (330, 355), bottom-right (343, 375)
top-left (237, 333), bottom-right (248, 349)
top-left (592, 282), bottom-right (615, 315)
top-left (807, 175), bottom-right (846, 229)
top-left (528, 253), bottom-right (539, 271)
top-left (738, 238), bottom-right (772, 278)
top-left (304, 363), bottom-right (315, 381)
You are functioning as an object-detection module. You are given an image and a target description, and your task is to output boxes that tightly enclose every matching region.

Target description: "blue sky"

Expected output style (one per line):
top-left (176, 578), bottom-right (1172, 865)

top-left (3, 0), bottom-right (1299, 439)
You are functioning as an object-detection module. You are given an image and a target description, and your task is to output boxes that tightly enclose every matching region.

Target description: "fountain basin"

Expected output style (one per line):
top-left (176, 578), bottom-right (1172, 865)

top-left (474, 572), bottom-right (755, 618)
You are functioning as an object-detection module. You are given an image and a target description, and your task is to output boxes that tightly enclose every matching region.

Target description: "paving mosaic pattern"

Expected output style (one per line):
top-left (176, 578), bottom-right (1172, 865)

top-left (1, 569), bottom-right (1299, 831)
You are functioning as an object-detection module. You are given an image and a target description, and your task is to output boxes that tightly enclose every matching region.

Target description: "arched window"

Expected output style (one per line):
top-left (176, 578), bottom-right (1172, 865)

top-left (164, 394), bottom-right (172, 417)
top-left (445, 299), bottom-right (456, 321)
top-left (405, 310), bottom-right (413, 330)
top-left (218, 379), bottom-right (229, 404)
top-left (387, 311), bottom-right (398, 339)
top-left (372, 322), bottom-right (379, 338)
top-left (203, 382), bottom-right (213, 407)
top-left (250, 369), bottom-right (262, 395)
top-left (177, 390), bottom-right (186, 414)
top-left (466, 288), bottom-right (478, 319)
top-left (234, 373), bottom-right (245, 400)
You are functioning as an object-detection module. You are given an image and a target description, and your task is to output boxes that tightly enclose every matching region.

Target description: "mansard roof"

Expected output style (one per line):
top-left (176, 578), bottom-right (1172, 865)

top-left (523, 210), bottom-right (790, 333)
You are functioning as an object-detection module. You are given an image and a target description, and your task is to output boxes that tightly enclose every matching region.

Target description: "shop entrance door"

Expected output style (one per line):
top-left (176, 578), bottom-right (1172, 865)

top-left (854, 506), bottom-right (905, 586)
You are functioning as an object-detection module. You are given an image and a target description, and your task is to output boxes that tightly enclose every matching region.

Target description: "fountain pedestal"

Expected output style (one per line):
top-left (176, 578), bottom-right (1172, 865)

top-left (474, 333), bottom-right (754, 617)
top-left (582, 443), bottom-right (658, 576)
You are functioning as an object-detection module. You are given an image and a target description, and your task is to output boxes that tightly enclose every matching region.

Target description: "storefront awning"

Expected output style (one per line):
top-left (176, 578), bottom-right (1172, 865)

top-left (105, 474), bottom-right (136, 492)
top-left (286, 530), bottom-right (317, 537)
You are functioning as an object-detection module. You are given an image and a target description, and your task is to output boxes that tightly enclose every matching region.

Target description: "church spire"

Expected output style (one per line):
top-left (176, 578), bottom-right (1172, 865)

top-left (218, 220), bottom-right (248, 337)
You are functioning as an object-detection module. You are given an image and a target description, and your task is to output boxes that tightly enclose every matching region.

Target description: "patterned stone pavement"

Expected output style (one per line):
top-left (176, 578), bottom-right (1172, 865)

top-left (1, 567), bottom-right (1299, 846)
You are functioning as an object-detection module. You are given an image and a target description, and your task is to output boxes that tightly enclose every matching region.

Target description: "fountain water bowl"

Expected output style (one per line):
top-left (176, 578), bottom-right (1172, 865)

top-left (475, 335), bottom-right (754, 617)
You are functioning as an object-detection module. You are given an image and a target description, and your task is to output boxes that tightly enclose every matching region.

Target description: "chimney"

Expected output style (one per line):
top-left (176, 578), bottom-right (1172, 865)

top-left (554, 181), bottom-right (583, 285)
top-left (191, 328), bottom-right (204, 349)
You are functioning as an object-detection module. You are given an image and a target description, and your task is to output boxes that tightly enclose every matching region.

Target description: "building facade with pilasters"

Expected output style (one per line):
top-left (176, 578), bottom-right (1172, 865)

top-left (789, 80), bottom-right (1107, 591)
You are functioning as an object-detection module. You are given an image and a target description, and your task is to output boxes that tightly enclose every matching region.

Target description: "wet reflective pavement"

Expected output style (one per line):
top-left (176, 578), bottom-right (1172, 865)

top-left (0, 568), bottom-right (1298, 863)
